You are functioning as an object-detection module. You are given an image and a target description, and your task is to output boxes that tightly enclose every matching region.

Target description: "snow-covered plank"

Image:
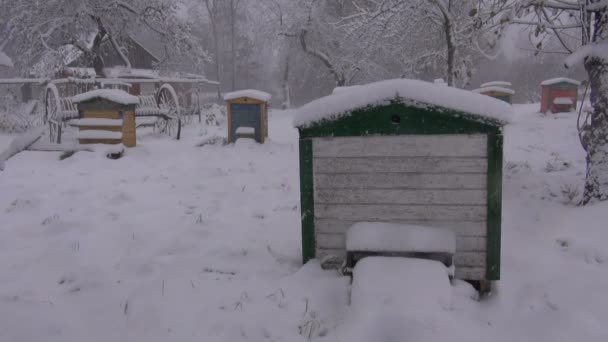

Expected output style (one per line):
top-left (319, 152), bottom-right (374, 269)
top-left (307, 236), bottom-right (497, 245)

top-left (541, 77), bottom-right (581, 86)
top-left (315, 204), bottom-right (487, 221)
top-left (553, 97), bottom-right (574, 105)
top-left (314, 218), bottom-right (487, 237)
top-left (312, 135), bottom-right (488, 158)
top-left (294, 78), bottom-right (512, 127)
top-left (315, 189), bottom-right (487, 206)
top-left (77, 130), bottom-right (123, 140)
top-left (224, 89), bottom-right (271, 102)
top-left (473, 86), bottom-right (515, 95)
top-left (0, 78), bottom-right (48, 84)
top-left (346, 222), bottom-right (456, 254)
top-left (69, 118), bottom-right (124, 127)
top-left (314, 173), bottom-right (487, 190)
top-left (481, 81), bottom-right (512, 88)
top-left (235, 126), bottom-right (255, 135)
top-left (313, 156), bottom-right (487, 173)
top-left (72, 89), bottom-right (139, 105)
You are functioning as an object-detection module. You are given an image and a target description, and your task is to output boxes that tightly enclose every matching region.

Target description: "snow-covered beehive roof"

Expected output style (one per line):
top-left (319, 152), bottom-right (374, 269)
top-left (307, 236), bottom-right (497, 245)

top-left (0, 51), bottom-right (13, 68)
top-left (541, 77), bottom-right (581, 87)
top-left (472, 86), bottom-right (515, 95)
top-left (481, 81), bottom-right (512, 88)
top-left (72, 89), bottom-right (139, 105)
top-left (224, 89), bottom-right (271, 102)
top-left (294, 79), bottom-right (512, 128)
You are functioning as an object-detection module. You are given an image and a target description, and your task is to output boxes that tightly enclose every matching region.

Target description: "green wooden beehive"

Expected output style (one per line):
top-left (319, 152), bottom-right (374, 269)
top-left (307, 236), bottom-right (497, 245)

top-left (294, 79), bottom-right (510, 287)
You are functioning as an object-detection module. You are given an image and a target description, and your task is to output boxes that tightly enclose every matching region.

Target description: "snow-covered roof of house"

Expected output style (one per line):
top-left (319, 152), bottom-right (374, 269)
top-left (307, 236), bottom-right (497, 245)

top-left (553, 97), bottom-right (574, 105)
top-left (472, 86), bottom-right (515, 95)
top-left (541, 77), bottom-right (581, 87)
top-left (72, 89), bottom-right (139, 105)
top-left (294, 79), bottom-right (512, 127)
top-left (224, 90), bottom-right (272, 102)
top-left (0, 51), bottom-right (14, 68)
top-left (481, 81), bottom-right (511, 88)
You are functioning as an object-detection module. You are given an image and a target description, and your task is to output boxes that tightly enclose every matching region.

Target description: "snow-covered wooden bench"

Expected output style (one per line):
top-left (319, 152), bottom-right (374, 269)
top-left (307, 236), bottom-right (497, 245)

top-left (345, 222), bottom-right (456, 273)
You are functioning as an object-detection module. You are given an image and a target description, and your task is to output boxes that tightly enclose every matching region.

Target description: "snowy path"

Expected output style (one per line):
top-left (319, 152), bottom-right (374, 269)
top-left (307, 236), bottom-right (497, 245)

top-left (1, 108), bottom-right (607, 341)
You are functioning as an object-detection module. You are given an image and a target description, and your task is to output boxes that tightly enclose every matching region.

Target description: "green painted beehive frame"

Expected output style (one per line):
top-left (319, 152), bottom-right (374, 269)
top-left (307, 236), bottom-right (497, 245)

top-left (297, 98), bottom-right (504, 282)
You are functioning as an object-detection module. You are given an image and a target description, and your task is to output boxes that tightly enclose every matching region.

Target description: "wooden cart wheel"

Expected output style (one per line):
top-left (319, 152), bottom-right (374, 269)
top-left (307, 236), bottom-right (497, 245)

top-left (45, 84), bottom-right (61, 143)
top-left (156, 84), bottom-right (182, 140)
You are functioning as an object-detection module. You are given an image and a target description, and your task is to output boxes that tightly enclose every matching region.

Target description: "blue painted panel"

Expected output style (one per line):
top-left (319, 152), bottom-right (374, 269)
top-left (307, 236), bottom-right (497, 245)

top-left (231, 103), bottom-right (262, 143)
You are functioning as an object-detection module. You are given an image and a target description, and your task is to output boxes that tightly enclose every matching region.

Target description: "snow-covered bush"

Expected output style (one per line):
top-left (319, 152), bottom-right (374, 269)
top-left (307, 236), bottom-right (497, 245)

top-left (0, 102), bottom-right (44, 133)
top-left (200, 103), bottom-right (227, 127)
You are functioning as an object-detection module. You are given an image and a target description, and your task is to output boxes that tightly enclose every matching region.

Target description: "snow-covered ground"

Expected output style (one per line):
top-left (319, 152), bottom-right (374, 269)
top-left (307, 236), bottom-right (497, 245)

top-left (1, 106), bottom-right (607, 341)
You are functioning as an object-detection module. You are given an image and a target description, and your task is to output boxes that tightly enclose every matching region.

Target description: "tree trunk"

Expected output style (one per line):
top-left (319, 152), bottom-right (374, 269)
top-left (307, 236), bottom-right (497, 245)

top-left (443, 16), bottom-right (455, 87)
top-left (282, 55), bottom-right (291, 109)
top-left (211, 16), bottom-right (222, 99)
top-left (582, 57), bottom-right (608, 204)
top-left (230, 0), bottom-right (238, 91)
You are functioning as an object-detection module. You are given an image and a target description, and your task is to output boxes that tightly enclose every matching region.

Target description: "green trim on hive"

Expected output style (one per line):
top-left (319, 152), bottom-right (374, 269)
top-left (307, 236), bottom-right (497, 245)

top-left (486, 133), bottom-right (503, 280)
top-left (298, 100), bottom-right (503, 139)
top-left (299, 139), bottom-right (316, 264)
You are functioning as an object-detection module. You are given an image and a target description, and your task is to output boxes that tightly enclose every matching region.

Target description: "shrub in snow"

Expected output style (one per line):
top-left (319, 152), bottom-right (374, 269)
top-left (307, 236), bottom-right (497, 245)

top-left (0, 101), bottom-right (44, 133)
top-left (200, 103), bottom-right (227, 127)
top-left (544, 153), bottom-right (571, 173)
top-left (560, 183), bottom-right (581, 205)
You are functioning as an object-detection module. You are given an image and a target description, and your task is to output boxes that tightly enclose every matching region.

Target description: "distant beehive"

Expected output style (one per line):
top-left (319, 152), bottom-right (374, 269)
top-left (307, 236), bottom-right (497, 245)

top-left (472, 81), bottom-right (514, 104)
top-left (540, 78), bottom-right (580, 113)
top-left (224, 90), bottom-right (271, 144)
top-left (72, 89), bottom-right (139, 147)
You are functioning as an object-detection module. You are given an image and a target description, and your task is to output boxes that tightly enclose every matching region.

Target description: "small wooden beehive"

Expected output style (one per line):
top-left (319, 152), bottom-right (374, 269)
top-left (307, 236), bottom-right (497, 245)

top-left (295, 79), bottom-right (511, 289)
top-left (224, 90), bottom-right (271, 144)
top-left (473, 81), bottom-right (514, 104)
top-left (540, 78), bottom-right (580, 113)
top-left (72, 89), bottom-right (139, 147)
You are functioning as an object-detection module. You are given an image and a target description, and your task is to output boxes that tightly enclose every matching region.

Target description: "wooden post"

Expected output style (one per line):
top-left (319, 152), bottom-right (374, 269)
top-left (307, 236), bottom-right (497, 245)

top-left (122, 110), bottom-right (136, 147)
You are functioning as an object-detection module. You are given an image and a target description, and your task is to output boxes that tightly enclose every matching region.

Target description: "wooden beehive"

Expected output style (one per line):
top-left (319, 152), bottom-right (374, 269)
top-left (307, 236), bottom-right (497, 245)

top-left (72, 90), bottom-right (139, 147)
top-left (295, 81), bottom-right (508, 287)
top-left (540, 78), bottom-right (580, 113)
top-left (224, 90), bottom-right (271, 144)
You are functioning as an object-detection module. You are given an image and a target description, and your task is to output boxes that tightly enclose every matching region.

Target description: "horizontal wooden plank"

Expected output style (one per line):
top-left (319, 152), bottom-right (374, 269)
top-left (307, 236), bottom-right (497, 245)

top-left (317, 234), bottom-right (486, 252)
top-left (316, 233), bottom-right (345, 249)
top-left (454, 252), bottom-right (486, 267)
top-left (313, 157), bottom-right (487, 174)
top-left (454, 267), bottom-right (486, 280)
top-left (456, 236), bottom-right (487, 252)
top-left (315, 189), bottom-right (487, 206)
top-left (315, 204), bottom-right (487, 221)
top-left (313, 135), bottom-right (488, 158)
top-left (314, 219), bottom-right (487, 237)
top-left (314, 173), bottom-right (487, 190)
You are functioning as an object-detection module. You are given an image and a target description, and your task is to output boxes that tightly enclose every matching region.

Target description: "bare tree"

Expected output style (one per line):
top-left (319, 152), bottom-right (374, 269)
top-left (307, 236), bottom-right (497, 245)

top-left (491, 0), bottom-right (608, 204)
top-left (204, 0), bottom-right (223, 98)
top-left (336, 0), bottom-right (506, 86)
top-left (4, 0), bottom-right (208, 78)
